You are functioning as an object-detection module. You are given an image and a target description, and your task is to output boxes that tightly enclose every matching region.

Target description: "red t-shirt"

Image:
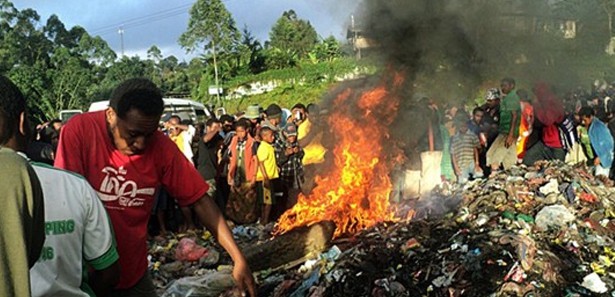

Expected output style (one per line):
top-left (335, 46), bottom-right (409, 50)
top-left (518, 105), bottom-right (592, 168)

top-left (54, 111), bottom-right (208, 289)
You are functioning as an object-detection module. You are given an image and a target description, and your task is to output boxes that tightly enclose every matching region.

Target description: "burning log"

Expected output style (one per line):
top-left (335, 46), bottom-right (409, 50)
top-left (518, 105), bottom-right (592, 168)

top-left (244, 221), bottom-right (336, 272)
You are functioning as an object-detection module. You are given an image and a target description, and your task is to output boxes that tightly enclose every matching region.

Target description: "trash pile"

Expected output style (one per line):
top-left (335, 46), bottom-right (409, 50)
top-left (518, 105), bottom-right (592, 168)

top-left (149, 161), bottom-right (615, 296)
top-left (149, 226), bottom-right (264, 296)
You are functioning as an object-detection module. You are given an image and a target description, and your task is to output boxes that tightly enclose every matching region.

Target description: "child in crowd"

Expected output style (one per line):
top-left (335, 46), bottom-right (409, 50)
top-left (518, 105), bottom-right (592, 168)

top-left (451, 119), bottom-right (483, 184)
top-left (226, 119), bottom-right (259, 223)
top-left (278, 123), bottom-right (304, 211)
top-left (256, 126), bottom-right (279, 224)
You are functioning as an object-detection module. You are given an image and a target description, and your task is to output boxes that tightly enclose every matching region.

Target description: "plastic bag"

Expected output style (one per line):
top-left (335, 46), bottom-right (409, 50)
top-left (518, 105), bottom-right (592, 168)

top-left (175, 238), bottom-right (207, 262)
top-left (535, 205), bottom-right (575, 231)
top-left (161, 269), bottom-right (236, 297)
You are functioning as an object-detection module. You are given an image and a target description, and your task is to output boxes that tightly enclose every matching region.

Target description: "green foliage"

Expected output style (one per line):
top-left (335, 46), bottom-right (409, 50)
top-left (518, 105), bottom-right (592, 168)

top-left (269, 10), bottom-right (318, 59)
top-left (264, 47), bottom-right (299, 70)
top-left (308, 36), bottom-right (342, 64)
top-left (218, 58), bottom-right (376, 113)
top-left (178, 0), bottom-right (241, 54)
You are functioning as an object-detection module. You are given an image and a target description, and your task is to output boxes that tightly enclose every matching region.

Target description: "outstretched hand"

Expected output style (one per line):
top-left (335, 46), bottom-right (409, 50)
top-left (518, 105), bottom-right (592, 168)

top-left (233, 259), bottom-right (257, 297)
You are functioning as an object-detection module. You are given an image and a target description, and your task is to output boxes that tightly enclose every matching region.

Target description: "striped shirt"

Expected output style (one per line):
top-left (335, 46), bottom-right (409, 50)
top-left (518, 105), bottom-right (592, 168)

top-left (451, 130), bottom-right (480, 170)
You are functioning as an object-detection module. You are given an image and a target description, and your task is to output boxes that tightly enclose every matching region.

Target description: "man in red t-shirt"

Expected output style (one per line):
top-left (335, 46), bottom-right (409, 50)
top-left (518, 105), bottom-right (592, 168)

top-left (55, 78), bottom-right (256, 297)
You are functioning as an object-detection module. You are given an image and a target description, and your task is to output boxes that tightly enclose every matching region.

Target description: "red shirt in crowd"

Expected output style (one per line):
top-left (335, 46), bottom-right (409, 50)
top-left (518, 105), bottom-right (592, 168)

top-left (54, 111), bottom-right (208, 289)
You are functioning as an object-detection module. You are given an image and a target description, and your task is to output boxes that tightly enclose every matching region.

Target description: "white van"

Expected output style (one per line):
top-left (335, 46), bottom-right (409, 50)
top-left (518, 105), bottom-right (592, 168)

top-left (88, 98), bottom-right (211, 124)
top-left (58, 109), bottom-right (83, 123)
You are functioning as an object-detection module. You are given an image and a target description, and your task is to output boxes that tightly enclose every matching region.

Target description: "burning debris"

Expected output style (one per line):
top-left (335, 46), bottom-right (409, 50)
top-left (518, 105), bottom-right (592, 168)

top-left (263, 161), bottom-right (615, 296)
top-left (275, 73), bottom-right (405, 238)
top-left (149, 160), bottom-right (615, 296)
top-left (146, 1), bottom-right (615, 295)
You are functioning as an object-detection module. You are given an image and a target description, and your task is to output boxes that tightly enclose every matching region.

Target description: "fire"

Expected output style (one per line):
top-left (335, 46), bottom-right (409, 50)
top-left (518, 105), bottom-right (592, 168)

top-left (275, 76), bottom-right (403, 237)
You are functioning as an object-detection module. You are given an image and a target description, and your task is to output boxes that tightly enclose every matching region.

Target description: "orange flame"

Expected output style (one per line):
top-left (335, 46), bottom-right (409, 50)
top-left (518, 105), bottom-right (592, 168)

top-left (275, 76), bottom-right (403, 238)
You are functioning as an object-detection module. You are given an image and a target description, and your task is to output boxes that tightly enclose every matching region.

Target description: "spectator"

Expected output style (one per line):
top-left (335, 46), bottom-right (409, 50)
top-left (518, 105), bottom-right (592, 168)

top-left (218, 115), bottom-right (236, 215)
top-left (256, 126), bottom-right (280, 225)
top-left (467, 107), bottom-right (490, 174)
top-left (440, 116), bottom-right (456, 183)
top-left (486, 78), bottom-right (520, 174)
top-left (451, 118), bottom-right (483, 184)
top-left (244, 105), bottom-right (262, 139)
top-left (197, 118), bottom-right (224, 213)
top-left (579, 106), bottom-right (614, 178)
top-left (226, 118), bottom-right (259, 223)
top-left (467, 107), bottom-right (485, 138)
top-left (481, 88), bottom-right (501, 147)
top-left (220, 114), bottom-right (235, 139)
top-left (262, 104), bottom-right (283, 132)
top-left (0, 76), bottom-right (120, 297)
top-left (565, 113), bottom-right (589, 165)
top-left (166, 115), bottom-right (200, 232)
top-left (166, 115), bottom-right (196, 164)
top-left (55, 78), bottom-right (256, 296)
top-left (0, 75), bottom-right (46, 297)
top-left (278, 123), bottom-right (305, 211)
top-left (291, 103), bottom-right (307, 127)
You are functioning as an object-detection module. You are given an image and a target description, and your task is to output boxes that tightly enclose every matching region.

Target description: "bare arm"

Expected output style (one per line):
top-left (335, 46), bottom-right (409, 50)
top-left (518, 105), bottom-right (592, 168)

top-left (473, 146), bottom-right (481, 169)
top-left (509, 110), bottom-right (519, 138)
top-left (451, 152), bottom-right (461, 176)
top-left (505, 110), bottom-right (519, 147)
top-left (90, 262), bottom-right (120, 297)
top-left (193, 196), bottom-right (256, 297)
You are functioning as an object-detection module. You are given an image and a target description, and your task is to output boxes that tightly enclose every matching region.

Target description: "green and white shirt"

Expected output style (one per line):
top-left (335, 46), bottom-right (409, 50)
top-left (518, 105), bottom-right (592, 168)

top-left (28, 160), bottom-right (119, 297)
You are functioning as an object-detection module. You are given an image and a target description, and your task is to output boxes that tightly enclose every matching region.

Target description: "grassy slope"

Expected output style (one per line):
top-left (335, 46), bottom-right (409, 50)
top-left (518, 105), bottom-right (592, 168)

top-left (219, 58), bottom-right (375, 114)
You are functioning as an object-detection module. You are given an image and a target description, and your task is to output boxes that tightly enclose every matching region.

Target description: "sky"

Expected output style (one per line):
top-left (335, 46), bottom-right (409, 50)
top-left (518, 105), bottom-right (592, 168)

top-left (11, 0), bottom-right (360, 61)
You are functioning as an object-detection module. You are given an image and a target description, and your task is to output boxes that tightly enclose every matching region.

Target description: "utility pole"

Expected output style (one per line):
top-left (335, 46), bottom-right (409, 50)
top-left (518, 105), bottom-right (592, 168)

top-left (211, 38), bottom-right (221, 103)
top-left (118, 26), bottom-right (125, 56)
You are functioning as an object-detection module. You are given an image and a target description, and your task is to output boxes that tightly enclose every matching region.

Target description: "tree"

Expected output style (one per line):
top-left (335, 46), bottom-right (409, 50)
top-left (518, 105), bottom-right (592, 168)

top-left (241, 25), bottom-right (265, 74)
top-left (179, 0), bottom-right (241, 102)
top-left (309, 36), bottom-right (342, 63)
top-left (269, 10), bottom-right (318, 59)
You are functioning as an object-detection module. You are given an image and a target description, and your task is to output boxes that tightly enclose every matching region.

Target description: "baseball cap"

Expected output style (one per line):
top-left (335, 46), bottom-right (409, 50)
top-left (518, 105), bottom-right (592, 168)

top-left (283, 123), bottom-right (298, 136)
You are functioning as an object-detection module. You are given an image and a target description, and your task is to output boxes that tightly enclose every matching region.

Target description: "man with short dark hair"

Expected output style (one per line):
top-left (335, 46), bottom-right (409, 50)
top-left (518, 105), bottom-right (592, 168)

top-left (198, 118), bottom-right (224, 211)
top-left (579, 106), bottom-right (614, 177)
top-left (481, 88), bottom-right (501, 147)
top-left (486, 78), bottom-right (521, 174)
top-left (0, 75), bottom-right (46, 297)
top-left (219, 114), bottom-right (235, 138)
top-left (55, 78), bottom-right (256, 297)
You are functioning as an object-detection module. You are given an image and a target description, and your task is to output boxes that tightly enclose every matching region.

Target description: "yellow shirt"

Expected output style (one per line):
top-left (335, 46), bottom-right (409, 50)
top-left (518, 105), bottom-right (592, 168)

top-left (256, 141), bottom-right (279, 181)
top-left (298, 118), bottom-right (326, 165)
top-left (170, 133), bottom-right (186, 154)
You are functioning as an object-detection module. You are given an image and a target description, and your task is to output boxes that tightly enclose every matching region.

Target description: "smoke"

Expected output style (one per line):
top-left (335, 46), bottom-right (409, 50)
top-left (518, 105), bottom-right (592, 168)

top-left (304, 0), bottom-right (604, 201)
top-left (356, 0), bottom-right (606, 100)
top-left (335, 0), bottom-right (603, 169)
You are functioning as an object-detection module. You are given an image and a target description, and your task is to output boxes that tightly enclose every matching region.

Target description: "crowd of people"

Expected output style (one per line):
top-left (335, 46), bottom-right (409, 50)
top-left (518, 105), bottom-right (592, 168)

top-left (419, 77), bottom-right (615, 187)
top-left (0, 76), bottom-right (259, 297)
top-left (152, 100), bottom-right (328, 234)
top-left (4, 72), bottom-right (615, 297)
top-left (0, 74), bottom-right (331, 297)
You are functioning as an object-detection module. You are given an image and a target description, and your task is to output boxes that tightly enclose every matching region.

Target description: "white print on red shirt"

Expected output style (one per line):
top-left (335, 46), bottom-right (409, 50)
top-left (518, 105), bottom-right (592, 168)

top-left (96, 166), bottom-right (155, 208)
